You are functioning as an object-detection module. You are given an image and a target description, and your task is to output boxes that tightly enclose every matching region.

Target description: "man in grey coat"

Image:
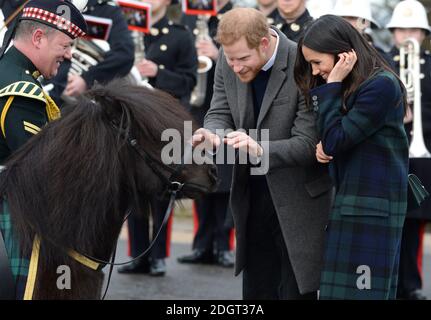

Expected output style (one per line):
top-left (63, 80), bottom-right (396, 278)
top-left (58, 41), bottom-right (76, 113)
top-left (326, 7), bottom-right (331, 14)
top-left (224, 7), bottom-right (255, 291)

top-left (192, 7), bottom-right (332, 299)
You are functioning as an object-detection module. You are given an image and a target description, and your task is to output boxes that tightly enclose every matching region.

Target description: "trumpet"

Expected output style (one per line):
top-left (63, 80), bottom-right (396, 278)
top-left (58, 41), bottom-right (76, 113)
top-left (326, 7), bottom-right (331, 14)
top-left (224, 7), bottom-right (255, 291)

top-left (399, 37), bottom-right (431, 158)
top-left (190, 15), bottom-right (213, 108)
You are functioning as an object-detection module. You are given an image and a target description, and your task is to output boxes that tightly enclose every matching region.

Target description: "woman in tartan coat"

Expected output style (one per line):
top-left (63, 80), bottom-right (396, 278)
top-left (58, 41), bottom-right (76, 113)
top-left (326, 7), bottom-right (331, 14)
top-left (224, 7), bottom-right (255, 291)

top-left (294, 15), bottom-right (409, 299)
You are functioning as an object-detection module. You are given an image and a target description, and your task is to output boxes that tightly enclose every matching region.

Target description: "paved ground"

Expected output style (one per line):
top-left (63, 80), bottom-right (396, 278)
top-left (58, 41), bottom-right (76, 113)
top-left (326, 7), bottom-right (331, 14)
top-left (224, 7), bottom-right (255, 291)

top-left (104, 201), bottom-right (431, 300)
top-left (104, 203), bottom-right (242, 300)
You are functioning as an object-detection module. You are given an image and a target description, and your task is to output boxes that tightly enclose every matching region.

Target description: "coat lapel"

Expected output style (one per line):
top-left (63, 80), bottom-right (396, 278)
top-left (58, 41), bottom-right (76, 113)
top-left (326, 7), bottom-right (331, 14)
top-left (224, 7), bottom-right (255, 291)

top-left (256, 29), bottom-right (290, 128)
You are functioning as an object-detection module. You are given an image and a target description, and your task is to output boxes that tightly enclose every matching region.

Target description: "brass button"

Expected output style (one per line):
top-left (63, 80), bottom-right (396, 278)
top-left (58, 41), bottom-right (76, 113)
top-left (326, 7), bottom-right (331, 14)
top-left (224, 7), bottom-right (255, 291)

top-left (290, 23), bottom-right (300, 32)
top-left (159, 64), bottom-right (165, 70)
top-left (32, 71), bottom-right (41, 79)
top-left (162, 27), bottom-right (169, 34)
top-left (160, 44), bottom-right (168, 51)
top-left (150, 28), bottom-right (159, 36)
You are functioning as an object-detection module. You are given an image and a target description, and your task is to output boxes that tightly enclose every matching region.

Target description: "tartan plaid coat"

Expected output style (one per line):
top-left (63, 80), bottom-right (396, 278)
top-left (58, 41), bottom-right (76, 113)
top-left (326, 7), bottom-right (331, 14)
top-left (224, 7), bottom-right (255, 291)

top-left (311, 70), bottom-right (409, 299)
top-left (0, 200), bottom-right (29, 300)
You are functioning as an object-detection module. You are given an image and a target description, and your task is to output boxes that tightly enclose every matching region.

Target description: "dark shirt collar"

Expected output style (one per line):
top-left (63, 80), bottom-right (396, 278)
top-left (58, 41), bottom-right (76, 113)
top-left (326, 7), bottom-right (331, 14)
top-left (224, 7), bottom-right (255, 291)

top-left (6, 46), bottom-right (39, 79)
top-left (275, 8), bottom-right (312, 26)
top-left (218, 1), bottom-right (233, 14)
top-left (153, 15), bottom-right (169, 30)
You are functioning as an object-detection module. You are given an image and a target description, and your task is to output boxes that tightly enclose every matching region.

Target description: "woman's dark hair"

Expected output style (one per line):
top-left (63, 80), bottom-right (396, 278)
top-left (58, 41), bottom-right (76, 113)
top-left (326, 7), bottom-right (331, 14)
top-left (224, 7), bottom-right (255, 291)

top-left (294, 14), bottom-right (406, 110)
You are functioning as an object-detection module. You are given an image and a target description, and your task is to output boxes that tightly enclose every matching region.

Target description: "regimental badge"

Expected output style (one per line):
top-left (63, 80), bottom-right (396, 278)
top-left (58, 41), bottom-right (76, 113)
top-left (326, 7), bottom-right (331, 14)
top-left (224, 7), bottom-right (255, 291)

top-left (403, 8), bottom-right (413, 17)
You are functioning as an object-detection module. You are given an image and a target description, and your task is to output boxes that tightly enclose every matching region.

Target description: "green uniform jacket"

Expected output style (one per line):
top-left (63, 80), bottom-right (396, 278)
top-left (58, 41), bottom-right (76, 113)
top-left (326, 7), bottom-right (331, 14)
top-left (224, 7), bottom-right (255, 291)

top-left (0, 46), bottom-right (58, 164)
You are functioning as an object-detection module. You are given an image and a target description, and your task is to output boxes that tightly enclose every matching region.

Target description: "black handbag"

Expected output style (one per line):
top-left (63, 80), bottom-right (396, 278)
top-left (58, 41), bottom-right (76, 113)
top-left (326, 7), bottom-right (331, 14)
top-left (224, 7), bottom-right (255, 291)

top-left (407, 174), bottom-right (430, 211)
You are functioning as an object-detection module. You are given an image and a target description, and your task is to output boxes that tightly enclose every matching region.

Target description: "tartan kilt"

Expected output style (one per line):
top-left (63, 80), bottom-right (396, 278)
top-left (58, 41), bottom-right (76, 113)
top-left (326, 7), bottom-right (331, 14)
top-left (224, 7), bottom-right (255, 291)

top-left (0, 200), bottom-right (30, 300)
top-left (319, 200), bottom-right (406, 300)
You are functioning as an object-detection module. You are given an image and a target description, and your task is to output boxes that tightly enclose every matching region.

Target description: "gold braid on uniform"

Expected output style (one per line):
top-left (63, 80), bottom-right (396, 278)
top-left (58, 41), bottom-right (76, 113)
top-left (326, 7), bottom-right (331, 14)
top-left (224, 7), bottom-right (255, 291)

top-left (42, 92), bottom-right (61, 121)
top-left (0, 81), bottom-right (61, 123)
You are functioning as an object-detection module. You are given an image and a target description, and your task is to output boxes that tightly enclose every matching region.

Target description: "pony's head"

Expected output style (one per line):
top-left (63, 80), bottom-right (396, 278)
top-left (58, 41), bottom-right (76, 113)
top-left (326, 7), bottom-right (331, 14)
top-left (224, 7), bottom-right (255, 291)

top-left (79, 80), bottom-right (219, 200)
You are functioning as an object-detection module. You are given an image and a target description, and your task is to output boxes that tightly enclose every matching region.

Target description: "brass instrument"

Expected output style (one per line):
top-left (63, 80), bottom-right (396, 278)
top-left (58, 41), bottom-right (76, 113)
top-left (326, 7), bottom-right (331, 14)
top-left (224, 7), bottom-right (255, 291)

top-left (69, 38), bottom-right (104, 76)
top-left (190, 15), bottom-right (213, 108)
top-left (399, 37), bottom-right (431, 158)
top-left (130, 30), bottom-right (152, 88)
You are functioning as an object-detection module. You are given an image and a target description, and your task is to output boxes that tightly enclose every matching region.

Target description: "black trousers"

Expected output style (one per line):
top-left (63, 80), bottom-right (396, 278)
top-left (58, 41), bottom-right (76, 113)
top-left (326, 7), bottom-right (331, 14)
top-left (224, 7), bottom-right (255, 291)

top-left (397, 219), bottom-right (424, 295)
top-left (242, 176), bottom-right (317, 300)
top-left (193, 193), bottom-right (231, 252)
top-left (127, 198), bottom-right (171, 260)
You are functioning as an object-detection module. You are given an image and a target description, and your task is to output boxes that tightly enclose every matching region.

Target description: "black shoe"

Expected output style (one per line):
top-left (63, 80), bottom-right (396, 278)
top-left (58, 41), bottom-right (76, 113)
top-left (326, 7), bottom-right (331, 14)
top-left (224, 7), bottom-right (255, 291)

top-left (216, 250), bottom-right (234, 268)
top-left (149, 258), bottom-right (166, 277)
top-left (117, 258), bottom-right (150, 274)
top-left (405, 289), bottom-right (427, 300)
top-left (177, 249), bottom-right (215, 264)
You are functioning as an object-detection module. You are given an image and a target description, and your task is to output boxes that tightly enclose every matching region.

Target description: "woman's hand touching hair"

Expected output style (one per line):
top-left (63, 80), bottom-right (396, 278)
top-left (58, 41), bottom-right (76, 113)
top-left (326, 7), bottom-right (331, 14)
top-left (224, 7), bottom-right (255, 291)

top-left (327, 50), bottom-right (357, 83)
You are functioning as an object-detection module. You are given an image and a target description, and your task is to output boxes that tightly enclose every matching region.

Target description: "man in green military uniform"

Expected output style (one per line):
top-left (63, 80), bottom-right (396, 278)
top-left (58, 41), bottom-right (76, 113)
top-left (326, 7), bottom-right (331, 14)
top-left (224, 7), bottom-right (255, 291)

top-left (0, 0), bottom-right (86, 299)
top-left (0, 0), bottom-right (87, 164)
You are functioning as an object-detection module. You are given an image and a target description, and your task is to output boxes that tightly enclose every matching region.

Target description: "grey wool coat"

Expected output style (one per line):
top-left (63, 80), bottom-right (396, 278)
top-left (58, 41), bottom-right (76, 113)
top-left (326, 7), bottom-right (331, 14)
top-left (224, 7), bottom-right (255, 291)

top-left (204, 28), bottom-right (333, 294)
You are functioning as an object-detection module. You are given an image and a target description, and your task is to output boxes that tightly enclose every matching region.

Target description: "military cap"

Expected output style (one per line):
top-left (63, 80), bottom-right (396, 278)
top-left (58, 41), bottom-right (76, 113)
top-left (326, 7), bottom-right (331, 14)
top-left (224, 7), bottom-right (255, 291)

top-left (19, 0), bottom-right (88, 39)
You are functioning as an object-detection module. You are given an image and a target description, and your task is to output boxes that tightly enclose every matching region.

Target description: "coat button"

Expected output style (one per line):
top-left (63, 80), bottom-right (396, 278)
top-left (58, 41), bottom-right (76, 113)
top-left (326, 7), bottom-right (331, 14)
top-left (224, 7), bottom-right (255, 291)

top-left (160, 44), bottom-right (168, 51)
top-left (312, 95), bottom-right (318, 101)
top-left (159, 65), bottom-right (165, 70)
top-left (290, 23), bottom-right (300, 32)
top-left (162, 27), bottom-right (169, 34)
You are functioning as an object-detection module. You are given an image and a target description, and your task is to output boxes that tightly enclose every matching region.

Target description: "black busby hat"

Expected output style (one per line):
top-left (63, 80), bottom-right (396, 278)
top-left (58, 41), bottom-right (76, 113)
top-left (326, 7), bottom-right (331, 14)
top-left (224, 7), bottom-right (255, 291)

top-left (20, 0), bottom-right (88, 39)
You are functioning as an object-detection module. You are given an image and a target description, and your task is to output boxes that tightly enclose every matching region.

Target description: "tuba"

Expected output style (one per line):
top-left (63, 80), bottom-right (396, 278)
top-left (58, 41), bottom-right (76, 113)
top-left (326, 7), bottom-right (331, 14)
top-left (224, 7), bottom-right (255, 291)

top-left (190, 15), bottom-right (213, 108)
top-left (400, 37), bottom-right (431, 158)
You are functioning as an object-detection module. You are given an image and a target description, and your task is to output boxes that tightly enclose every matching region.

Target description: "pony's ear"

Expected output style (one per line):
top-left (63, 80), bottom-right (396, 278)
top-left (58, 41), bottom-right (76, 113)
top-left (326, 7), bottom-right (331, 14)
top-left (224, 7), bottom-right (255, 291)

top-left (89, 90), bottom-right (121, 121)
